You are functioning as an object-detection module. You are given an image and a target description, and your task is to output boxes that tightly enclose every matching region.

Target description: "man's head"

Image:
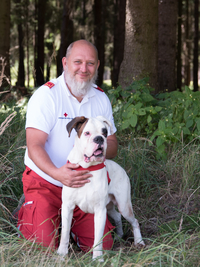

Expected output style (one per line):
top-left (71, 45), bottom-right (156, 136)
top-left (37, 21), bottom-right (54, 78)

top-left (62, 40), bottom-right (100, 100)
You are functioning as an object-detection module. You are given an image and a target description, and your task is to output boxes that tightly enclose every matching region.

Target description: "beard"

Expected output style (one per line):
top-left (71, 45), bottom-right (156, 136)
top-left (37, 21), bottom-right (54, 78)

top-left (64, 67), bottom-right (98, 98)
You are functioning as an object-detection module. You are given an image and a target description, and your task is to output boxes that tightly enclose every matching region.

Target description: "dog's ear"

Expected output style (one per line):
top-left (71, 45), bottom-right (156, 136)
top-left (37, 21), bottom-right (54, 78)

top-left (96, 116), bottom-right (114, 135)
top-left (67, 116), bottom-right (88, 137)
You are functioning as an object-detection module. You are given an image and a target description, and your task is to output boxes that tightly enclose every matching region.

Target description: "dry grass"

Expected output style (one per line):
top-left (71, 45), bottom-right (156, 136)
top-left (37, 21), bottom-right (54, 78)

top-left (0, 57), bottom-right (10, 88)
top-left (0, 111), bottom-right (16, 136)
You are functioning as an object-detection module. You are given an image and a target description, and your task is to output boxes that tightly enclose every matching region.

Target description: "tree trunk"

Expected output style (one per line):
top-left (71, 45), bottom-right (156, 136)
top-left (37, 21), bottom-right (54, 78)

top-left (16, 0), bottom-right (25, 87)
top-left (81, 0), bottom-right (86, 26)
top-left (17, 24), bottom-right (25, 87)
top-left (177, 0), bottom-right (182, 90)
top-left (94, 0), bottom-right (105, 87)
top-left (57, 0), bottom-right (74, 77)
top-left (158, 0), bottom-right (177, 92)
top-left (34, 0), bottom-right (37, 86)
top-left (0, 0), bottom-right (11, 89)
top-left (112, 0), bottom-right (126, 88)
top-left (25, 0), bottom-right (30, 88)
top-left (119, 0), bottom-right (158, 92)
top-left (184, 0), bottom-right (191, 86)
top-left (35, 0), bottom-right (47, 86)
top-left (193, 0), bottom-right (199, 91)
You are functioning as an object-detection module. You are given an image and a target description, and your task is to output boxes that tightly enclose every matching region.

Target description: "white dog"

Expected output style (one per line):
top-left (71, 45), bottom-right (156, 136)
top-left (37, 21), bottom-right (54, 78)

top-left (57, 116), bottom-right (144, 261)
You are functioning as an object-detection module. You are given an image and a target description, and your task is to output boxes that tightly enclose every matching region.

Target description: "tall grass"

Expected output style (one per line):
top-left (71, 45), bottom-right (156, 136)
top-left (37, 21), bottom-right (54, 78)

top-left (0, 99), bottom-right (27, 226)
top-left (0, 97), bottom-right (200, 266)
top-left (0, 229), bottom-right (199, 266)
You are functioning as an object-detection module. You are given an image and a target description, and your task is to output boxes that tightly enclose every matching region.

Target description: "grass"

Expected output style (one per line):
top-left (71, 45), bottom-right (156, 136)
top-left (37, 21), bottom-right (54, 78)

top-left (1, 96), bottom-right (200, 266)
top-left (0, 230), bottom-right (199, 266)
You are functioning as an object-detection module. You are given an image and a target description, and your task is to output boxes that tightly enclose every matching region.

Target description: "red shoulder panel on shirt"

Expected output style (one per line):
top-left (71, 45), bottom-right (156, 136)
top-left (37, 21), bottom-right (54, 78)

top-left (44, 81), bottom-right (55, 89)
top-left (95, 86), bottom-right (104, 92)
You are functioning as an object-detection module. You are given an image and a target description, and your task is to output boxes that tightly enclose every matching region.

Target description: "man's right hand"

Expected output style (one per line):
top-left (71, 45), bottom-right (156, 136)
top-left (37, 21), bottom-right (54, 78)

top-left (52, 162), bottom-right (92, 188)
top-left (26, 128), bottom-right (92, 188)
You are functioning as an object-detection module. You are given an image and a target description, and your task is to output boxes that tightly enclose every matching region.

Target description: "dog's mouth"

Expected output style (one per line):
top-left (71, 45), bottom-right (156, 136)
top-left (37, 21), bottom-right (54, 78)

top-left (93, 147), bottom-right (104, 156)
top-left (84, 146), bottom-right (104, 163)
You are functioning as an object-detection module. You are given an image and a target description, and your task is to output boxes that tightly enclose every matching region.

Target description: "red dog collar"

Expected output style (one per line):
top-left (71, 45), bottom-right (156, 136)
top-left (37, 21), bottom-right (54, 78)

top-left (67, 161), bottom-right (111, 184)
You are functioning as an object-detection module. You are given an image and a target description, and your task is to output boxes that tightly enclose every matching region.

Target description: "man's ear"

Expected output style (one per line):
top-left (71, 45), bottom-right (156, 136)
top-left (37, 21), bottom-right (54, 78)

top-left (97, 60), bottom-right (100, 69)
top-left (66, 116), bottom-right (88, 137)
top-left (62, 57), bottom-right (67, 71)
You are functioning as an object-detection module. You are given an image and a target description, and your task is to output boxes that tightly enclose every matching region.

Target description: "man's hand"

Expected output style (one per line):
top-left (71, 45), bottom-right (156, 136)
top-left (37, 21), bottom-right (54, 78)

top-left (53, 162), bottom-right (92, 188)
top-left (26, 128), bottom-right (92, 187)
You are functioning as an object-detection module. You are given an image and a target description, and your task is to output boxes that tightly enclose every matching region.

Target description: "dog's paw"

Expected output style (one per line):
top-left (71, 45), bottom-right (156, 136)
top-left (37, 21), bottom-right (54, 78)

top-left (135, 239), bottom-right (145, 248)
top-left (92, 255), bottom-right (104, 262)
top-left (57, 246), bottom-right (68, 256)
top-left (98, 257), bottom-right (104, 262)
top-left (92, 251), bottom-right (104, 262)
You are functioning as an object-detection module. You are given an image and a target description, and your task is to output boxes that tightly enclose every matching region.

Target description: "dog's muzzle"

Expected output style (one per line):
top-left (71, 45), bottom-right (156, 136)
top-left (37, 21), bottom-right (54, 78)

top-left (84, 136), bottom-right (105, 162)
top-left (93, 136), bottom-right (104, 145)
top-left (93, 136), bottom-right (104, 157)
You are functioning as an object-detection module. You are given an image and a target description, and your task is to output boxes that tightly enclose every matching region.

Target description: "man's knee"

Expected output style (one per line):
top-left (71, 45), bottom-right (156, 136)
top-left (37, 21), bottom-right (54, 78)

top-left (17, 199), bottom-right (61, 249)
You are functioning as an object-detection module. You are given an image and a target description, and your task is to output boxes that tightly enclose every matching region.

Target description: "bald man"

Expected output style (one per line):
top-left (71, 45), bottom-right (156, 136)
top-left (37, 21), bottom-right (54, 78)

top-left (17, 40), bottom-right (118, 251)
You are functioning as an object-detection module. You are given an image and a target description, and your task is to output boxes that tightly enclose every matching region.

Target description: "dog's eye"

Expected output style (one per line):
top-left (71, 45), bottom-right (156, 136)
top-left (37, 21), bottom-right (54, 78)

top-left (102, 128), bottom-right (108, 137)
top-left (84, 131), bottom-right (90, 136)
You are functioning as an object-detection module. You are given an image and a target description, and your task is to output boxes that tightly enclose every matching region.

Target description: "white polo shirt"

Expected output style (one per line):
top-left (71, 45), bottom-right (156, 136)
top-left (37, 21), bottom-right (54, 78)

top-left (24, 72), bottom-right (116, 187)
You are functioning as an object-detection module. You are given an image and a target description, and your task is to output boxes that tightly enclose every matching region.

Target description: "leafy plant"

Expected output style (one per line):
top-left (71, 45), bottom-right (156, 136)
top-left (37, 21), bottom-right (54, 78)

top-left (109, 80), bottom-right (200, 158)
top-left (150, 86), bottom-right (200, 156)
top-left (109, 78), bottom-right (162, 136)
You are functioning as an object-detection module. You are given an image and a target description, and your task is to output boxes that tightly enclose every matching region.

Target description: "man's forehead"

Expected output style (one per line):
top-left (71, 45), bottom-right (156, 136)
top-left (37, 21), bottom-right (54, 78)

top-left (70, 43), bottom-right (97, 60)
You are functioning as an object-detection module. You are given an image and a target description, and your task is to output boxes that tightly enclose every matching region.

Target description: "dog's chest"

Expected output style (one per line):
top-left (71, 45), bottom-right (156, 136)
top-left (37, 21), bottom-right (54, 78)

top-left (62, 168), bottom-right (109, 214)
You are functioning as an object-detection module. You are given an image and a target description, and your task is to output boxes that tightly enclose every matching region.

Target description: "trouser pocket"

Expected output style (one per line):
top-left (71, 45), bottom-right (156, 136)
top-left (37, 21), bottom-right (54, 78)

top-left (17, 200), bottom-right (36, 239)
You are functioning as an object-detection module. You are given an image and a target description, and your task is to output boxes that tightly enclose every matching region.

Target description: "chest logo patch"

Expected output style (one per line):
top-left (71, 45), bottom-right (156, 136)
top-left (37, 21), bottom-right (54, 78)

top-left (59, 113), bottom-right (73, 120)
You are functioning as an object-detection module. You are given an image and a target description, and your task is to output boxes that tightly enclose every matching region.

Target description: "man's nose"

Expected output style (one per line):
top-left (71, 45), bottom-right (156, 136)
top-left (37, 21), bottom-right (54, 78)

top-left (80, 62), bottom-right (87, 72)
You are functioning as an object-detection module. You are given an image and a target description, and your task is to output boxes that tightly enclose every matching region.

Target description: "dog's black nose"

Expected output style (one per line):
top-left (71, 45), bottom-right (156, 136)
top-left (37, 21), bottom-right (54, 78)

top-left (93, 136), bottom-right (104, 145)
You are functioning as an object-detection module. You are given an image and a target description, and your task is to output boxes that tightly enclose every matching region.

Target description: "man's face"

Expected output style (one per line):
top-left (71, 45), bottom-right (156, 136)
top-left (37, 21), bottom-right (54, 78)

top-left (62, 41), bottom-right (100, 98)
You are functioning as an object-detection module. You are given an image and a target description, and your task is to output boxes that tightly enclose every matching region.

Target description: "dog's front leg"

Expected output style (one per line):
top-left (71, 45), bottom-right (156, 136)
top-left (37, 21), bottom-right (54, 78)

top-left (92, 208), bottom-right (107, 261)
top-left (57, 203), bottom-right (74, 256)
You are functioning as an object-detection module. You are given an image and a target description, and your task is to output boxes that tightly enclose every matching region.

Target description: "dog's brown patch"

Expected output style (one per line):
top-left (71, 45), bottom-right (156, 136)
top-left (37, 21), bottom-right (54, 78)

top-left (77, 119), bottom-right (89, 138)
top-left (67, 116), bottom-right (88, 137)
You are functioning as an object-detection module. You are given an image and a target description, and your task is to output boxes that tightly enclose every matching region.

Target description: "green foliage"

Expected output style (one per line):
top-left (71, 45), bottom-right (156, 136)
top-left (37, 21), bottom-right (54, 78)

top-left (109, 78), bottom-right (162, 135)
top-left (152, 87), bottom-right (200, 156)
top-left (109, 80), bottom-right (200, 158)
top-left (101, 82), bottom-right (113, 95)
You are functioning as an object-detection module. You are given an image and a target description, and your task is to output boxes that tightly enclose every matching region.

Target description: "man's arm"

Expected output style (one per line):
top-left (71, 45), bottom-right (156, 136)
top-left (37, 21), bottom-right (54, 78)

top-left (106, 133), bottom-right (118, 159)
top-left (26, 128), bottom-right (92, 188)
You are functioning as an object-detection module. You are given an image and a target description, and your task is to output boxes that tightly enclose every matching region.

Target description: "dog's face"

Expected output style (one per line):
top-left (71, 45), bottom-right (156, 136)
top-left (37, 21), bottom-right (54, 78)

top-left (67, 116), bottom-right (113, 163)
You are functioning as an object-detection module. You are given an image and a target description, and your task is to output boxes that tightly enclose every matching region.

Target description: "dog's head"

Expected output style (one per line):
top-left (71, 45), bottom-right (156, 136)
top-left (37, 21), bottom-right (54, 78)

top-left (67, 116), bottom-right (113, 164)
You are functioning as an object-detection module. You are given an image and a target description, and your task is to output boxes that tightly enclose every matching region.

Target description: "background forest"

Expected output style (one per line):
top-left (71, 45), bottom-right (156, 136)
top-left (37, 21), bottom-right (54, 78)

top-left (0, 0), bottom-right (199, 93)
top-left (1, 0), bottom-right (200, 266)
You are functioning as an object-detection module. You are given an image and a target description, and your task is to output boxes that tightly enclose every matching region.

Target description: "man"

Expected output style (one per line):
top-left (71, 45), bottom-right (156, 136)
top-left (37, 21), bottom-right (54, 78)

top-left (17, 40), bottom-right (118, 251)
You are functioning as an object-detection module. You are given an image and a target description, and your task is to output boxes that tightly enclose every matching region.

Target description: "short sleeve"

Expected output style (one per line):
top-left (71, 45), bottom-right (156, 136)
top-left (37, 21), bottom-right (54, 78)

top-left (25, 87), bottom-right (56, 134)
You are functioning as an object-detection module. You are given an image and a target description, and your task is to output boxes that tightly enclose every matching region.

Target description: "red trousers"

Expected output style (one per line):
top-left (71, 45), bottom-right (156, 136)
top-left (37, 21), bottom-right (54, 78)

top-left (17, 167), bottom-right (114, 251)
